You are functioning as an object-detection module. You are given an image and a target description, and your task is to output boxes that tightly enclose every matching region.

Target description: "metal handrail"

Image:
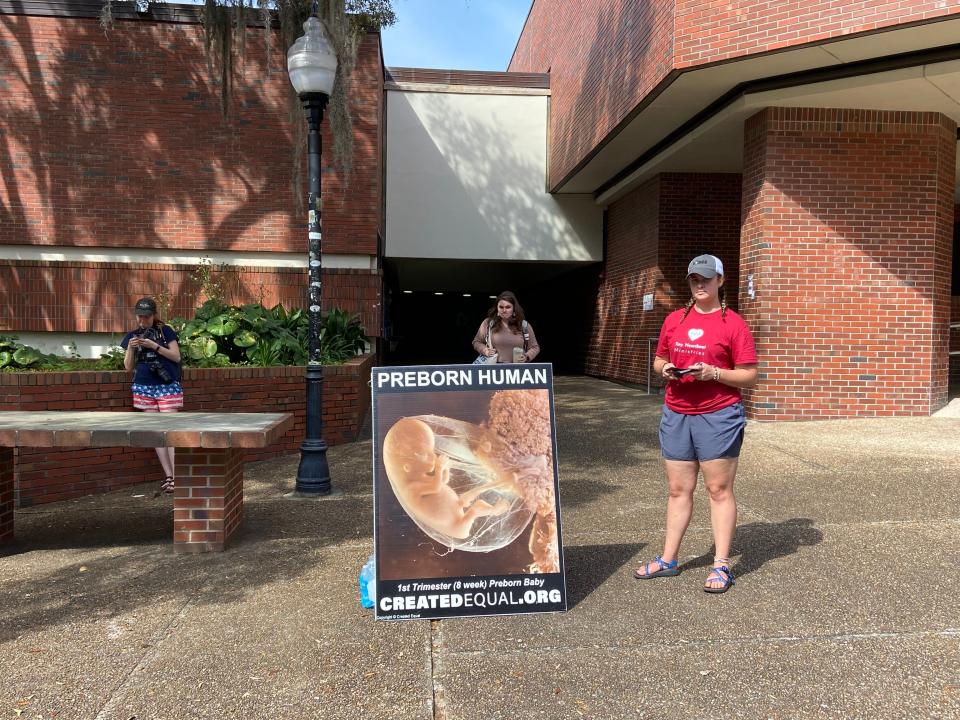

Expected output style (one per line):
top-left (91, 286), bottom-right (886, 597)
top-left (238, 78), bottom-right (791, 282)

top-left (646, 337), bottom-right (660, 394)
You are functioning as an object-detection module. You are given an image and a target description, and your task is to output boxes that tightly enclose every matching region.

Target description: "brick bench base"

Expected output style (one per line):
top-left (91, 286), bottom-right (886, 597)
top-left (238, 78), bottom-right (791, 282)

top-left (0, 411), bottom-right (292, 553)
top-left (0, 448), bottom-right (13, 546)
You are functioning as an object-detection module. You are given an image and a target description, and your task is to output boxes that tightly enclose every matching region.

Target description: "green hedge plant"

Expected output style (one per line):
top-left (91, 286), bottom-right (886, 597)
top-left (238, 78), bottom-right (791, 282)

top-left (0, 304), bottom-right (366, 373)
top-left (0, 335), bottom-right (130, 372)
top-left (171, 302), bottom-right (366, 368)
top-left (318, 307), bottom-right (367, 364)
top-left (0, 335), bottom-right (67, 371)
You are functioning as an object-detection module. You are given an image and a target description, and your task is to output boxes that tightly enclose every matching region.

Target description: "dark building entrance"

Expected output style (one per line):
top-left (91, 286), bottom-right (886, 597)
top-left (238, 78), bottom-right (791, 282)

top-left (382, 259), bottom-right (601, 373)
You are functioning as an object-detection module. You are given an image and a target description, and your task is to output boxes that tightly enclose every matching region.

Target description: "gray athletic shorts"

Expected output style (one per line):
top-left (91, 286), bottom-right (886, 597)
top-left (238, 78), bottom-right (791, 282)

top-left (659, 402), bottom-right (746, 462)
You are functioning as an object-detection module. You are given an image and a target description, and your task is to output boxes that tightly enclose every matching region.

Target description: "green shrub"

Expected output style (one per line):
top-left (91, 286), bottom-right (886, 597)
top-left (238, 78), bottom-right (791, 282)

top-left (0, 303), bottom-right (367, 373)
top-left (0, 335), bottom-right (68, 371)
top-left (318, 307), bottom-right (367, 364)
top-left (171, 303), bottom-right (366, 368)
top-left (95, 345), bottom-right (127, 370)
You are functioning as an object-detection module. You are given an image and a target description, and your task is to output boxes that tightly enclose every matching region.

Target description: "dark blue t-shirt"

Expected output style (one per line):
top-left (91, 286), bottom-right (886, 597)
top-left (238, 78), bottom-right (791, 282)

top-left (120, 324), bottom-right (181, 386)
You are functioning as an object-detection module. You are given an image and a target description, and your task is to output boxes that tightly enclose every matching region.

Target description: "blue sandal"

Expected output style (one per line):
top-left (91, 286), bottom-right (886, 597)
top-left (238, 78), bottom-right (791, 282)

top-left (704, 565), bottom-right (735, 593)
top-left (634, 555), bottom-right (680, 579)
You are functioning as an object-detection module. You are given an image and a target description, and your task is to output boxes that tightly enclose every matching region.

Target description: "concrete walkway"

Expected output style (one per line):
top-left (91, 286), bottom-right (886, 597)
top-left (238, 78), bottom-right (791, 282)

top-left (1, 377), bottom-right (958, 719)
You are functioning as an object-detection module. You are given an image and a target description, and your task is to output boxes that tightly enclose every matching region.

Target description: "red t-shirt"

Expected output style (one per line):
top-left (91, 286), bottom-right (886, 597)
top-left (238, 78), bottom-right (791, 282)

top-left (655, 307), bottom-right (758, 414)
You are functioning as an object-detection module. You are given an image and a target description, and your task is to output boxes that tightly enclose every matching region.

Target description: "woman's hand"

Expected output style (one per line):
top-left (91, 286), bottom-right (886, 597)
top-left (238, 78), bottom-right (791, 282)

top-left (484, 347), bottom-right (496, 357)
top-left (690, 363), bottom-right (717, 382)
top-left (661, 362), bottom-right (676, 381)
top-left (132, 338), bottom-right (159, 351)
top-left (131, 337), bottom-right (164, 352)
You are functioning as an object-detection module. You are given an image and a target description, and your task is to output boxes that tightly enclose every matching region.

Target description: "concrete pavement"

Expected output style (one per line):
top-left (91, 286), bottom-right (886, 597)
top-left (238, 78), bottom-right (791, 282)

top-left (1, 376), bottom-right (958, 719)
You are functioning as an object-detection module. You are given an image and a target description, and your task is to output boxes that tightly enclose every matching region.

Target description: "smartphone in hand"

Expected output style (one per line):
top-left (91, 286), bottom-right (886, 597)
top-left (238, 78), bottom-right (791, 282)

top-left (668, 367), bottom-right (694, 377)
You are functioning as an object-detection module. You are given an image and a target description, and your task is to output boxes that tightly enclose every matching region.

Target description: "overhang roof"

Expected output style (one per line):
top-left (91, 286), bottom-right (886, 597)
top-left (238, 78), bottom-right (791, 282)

top-left (549, 15), bottom-right (960, 203)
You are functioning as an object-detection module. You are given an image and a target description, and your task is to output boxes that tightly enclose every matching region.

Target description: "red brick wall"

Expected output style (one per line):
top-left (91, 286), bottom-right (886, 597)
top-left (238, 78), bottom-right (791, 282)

top-left (509, 0), bottom-right (675, 189)
top-left (588, 177), bottom-right (661, 382)
top-left (0, 261), bottom-right (305, 332)
top-left (739, 108), bottom-right (956, 420)
top-left (0, 13), bottom-right (381, 254)
top-left (587, 173), bottom-right (742, 385)
top-left (0, 11), bottom-right (384, 332)
top-left (2, 16), bottom-right (286, 251)
top-left (320, 34), bottom-right (384, 255)
top-left (658, 173), bottom-right (743, 311)
top-left (673, 1), bottom-right (960, 68)
top-left (1, 354), bottom-right (373, 506)
top-left (0, 261), bottom-right (382, 337)
top-left (510, 1), bottom-right (960, 189)
top-left (323, 268), bottom-right (383, 338)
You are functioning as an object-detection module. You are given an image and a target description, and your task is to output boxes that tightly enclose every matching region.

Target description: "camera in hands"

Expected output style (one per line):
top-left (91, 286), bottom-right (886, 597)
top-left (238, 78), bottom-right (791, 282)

top-left (133, 326), bottom-right (174, 384)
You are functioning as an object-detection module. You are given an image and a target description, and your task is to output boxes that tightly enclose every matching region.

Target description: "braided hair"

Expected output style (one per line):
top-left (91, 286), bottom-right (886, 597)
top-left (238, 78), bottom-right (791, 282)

top-left (680, 284), bottom-right (727, 323)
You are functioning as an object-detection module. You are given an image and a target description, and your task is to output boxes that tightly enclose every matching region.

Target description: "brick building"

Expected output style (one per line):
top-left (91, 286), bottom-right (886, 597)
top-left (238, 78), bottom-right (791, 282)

top-left (511, 0), bottom-right (960, 420)
top-left (2, 0), bottom-right (959, 422)
top-left (0, 0), bottom-right (383, 346)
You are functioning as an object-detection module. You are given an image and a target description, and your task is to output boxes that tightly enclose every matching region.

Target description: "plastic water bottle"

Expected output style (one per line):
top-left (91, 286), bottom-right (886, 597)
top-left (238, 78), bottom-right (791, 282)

top-left (359, 554), bottom-right (376, 609)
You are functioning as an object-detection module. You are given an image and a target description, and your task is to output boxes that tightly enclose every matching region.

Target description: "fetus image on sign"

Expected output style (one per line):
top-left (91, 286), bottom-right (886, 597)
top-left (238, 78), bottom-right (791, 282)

top-left (382, 389), bottom-right (560, 572)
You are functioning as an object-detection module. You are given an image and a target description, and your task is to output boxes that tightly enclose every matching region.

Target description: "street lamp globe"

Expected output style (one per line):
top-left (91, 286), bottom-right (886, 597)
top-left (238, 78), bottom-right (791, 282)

top-left (287, 16), bottom-right (337, 97)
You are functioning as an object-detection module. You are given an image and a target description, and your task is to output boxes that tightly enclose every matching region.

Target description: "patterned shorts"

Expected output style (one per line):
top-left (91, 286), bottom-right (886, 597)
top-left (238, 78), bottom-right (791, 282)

top-left (132, 382), bottom-right (184, 412)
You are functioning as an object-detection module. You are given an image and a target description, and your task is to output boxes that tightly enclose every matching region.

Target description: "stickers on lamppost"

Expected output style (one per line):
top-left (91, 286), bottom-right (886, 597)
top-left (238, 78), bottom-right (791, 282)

top-left (371, 364), bottom-right (567, 621)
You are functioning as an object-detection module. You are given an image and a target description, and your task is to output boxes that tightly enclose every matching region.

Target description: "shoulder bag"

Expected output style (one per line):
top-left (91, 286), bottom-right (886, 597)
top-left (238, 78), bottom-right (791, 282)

top-left (472, 320), bottom-right (498, 364)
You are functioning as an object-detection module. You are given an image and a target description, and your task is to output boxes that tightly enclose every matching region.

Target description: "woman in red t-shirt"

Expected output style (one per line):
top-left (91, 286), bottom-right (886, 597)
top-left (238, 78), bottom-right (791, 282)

top-left (633, 255), bottom-right (758, 593)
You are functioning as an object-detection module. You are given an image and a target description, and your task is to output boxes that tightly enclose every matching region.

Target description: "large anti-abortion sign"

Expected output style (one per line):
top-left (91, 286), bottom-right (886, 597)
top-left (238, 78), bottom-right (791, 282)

top-left (371, 363), bottom-right (567, 621)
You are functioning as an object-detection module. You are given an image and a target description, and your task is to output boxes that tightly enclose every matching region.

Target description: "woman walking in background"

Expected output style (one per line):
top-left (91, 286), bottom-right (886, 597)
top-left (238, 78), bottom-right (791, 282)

top-left (634, 255), bottom-right (758, 593)
top-left (472, 291), bottom-right (540, 364)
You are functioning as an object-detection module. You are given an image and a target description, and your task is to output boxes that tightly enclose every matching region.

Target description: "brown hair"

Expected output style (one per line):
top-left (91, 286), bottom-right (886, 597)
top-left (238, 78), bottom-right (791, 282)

top-left (680, 281), bottom-right (727, 323)
top-left (486, 290), bottom-right (526, 333)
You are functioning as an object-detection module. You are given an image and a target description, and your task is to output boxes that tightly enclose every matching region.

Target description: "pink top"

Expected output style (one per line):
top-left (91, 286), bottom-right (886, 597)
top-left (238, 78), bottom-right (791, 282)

top-left (472, 319), bottom-right (540, 362)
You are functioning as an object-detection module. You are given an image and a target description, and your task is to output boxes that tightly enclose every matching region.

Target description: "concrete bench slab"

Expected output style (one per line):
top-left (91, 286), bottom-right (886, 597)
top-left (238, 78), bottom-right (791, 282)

top-left (0, 411), bottom-right (294, 554)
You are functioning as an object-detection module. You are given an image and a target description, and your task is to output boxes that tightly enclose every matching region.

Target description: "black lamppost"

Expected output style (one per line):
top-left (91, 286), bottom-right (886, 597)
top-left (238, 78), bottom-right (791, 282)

top-left (287, 12), bottom-right (338, 496)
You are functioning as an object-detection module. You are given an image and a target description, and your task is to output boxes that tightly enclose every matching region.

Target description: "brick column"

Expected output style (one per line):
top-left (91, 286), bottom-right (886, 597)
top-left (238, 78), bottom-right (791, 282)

top-left (740, 108), bottom-right (956, 420)
top-left (173, 447), bottom-right (244, 553)
top-left (0, 448), bottom-right (13, 546)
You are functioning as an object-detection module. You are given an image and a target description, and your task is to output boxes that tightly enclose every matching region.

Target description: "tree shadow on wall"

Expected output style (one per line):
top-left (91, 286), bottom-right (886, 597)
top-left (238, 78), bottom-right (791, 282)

top-left (391, 91), bottom-right (597, 264)
top-left (548, 1), bottom-right (662, 192)
top-left (681, 518), bottom-right (824, 579)
top-left (0, 6), bottom-right (304, 328)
